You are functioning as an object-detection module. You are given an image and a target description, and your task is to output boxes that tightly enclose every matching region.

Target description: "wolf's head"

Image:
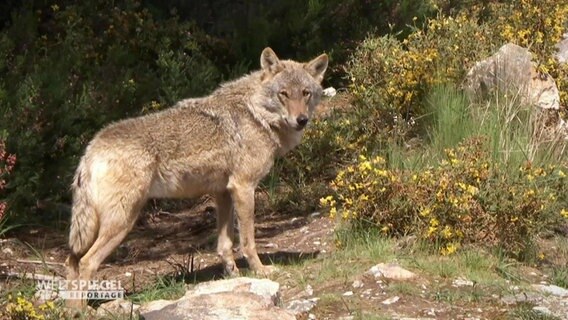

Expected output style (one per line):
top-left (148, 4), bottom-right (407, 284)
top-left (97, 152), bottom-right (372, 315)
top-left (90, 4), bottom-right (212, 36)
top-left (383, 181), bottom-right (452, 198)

top-left (259, 47), bottom-right (328, 131)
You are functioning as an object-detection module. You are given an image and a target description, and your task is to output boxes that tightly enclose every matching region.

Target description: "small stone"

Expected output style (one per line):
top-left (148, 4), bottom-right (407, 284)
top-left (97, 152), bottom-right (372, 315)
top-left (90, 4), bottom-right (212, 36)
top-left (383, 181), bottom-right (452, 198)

top-left (366, 263), bottom-right (416, 280)
top-left (501, 292), bottom-right (543, 305)
top-left (313, 241), bottom-right (321, 245)
top-left (305, 284), bottom-right (314, 296)
top-left (452, 277), bottom-right (474, 287)
top-left (352, 280), bottom-right (364, 288)
top-left (323, 87), bottom-right (337, 97)
top-left (1, 247), bottom-right (13, 255)
top-left (308, 313), bottom-right (316, 320)
top-left (125, 272), bottom-right (132, 277)
top-left (264, 243), bottom-right (278, 248)
top-left (532, 284), bottom-right (568, 297)
top-left (285, 298), bottom-right (318, 316)
top-left (381, 296), bottom-right (400, 305)
top-left (310, 212), bottom-right (321, 218)
top-left (424, 308), bottom-right (436, 316)
top-left (342, 291), bottom-right (354, 296)
top-left (532, 306), bottom-right (552, 315)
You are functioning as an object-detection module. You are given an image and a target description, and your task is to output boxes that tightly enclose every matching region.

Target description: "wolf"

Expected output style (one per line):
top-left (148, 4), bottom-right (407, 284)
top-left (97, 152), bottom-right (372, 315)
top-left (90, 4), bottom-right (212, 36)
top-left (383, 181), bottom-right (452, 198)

top-left (65, 47), bottom-right (328, 308)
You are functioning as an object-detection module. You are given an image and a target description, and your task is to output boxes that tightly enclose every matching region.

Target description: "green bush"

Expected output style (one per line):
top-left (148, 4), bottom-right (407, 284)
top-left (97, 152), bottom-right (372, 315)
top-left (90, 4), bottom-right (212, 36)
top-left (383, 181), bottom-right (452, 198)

top-left (0, 1), bottom-right (220, 219)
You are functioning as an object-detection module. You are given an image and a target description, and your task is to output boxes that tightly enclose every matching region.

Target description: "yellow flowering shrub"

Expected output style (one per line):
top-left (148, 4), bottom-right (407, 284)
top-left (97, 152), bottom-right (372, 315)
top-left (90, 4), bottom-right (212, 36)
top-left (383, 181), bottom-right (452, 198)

top-left (348, 0), bottom-right (568, 142)
top-left (321, 137), bottom-right (568, 258)
top-left (492, 0), bottom-right (568, 113)
top-left (348, 12), bottom-right (496, 139)
top-left (3, 293), bottom-right (61, 320)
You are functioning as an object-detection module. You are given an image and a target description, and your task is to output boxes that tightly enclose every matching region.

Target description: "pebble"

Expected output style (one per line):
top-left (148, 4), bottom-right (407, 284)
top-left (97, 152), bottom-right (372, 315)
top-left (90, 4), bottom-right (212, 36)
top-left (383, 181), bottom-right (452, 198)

top-left (532, 306), bottom-right (552, 315)
top-left (352, 280), bottom-right (364, 288)
top-left (381, 296), bottom-right (400, 305)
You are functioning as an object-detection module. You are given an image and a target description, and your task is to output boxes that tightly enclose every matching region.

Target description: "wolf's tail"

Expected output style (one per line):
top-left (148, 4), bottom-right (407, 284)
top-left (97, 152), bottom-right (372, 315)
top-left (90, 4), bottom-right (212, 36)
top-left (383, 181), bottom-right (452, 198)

top-left (68, 159), bottom-right (99, 258)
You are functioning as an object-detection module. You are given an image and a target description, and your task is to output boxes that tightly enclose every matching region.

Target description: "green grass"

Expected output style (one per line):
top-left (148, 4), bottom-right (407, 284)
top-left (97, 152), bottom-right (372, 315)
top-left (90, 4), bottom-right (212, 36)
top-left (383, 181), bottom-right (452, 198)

top-left (389, 84), bottom-right (567, 172)
top-left (550, 267), bottom-right (568, 288)
top-left (128, 276), bottom-right (185, 304)
top-left (510, 304), bottom-right (562, 320)
top-left (387, 282), bottom-right (420, 296)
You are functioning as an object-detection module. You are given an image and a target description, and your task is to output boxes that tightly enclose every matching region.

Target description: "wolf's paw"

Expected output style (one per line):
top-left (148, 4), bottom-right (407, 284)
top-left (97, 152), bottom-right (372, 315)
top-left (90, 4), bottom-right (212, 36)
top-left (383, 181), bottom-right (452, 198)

top-left (253, 265), bottom-right (279, 277)
top-left (223, 262), bottom-right (241, 277)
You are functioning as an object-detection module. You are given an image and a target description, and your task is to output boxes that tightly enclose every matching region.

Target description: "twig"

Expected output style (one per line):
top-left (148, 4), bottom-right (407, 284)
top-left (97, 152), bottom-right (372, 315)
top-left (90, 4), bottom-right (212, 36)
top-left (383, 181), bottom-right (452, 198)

top-left (2, 271), bottom-right (64, 281)
top-left (16, 259), bottom-right (65, 267)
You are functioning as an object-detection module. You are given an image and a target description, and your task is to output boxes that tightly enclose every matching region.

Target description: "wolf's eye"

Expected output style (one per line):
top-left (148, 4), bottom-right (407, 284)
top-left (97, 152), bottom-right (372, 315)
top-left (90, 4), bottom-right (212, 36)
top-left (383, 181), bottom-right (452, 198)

top-left (278, 90), bottom-right (289, 99)
top-left (302, 89), bottom-right (311, 97)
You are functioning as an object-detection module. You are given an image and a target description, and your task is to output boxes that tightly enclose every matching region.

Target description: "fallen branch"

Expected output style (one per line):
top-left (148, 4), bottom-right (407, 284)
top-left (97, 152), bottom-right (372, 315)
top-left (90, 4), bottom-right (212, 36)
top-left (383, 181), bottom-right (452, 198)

top-left (16, 259), bottom-right (65, 267)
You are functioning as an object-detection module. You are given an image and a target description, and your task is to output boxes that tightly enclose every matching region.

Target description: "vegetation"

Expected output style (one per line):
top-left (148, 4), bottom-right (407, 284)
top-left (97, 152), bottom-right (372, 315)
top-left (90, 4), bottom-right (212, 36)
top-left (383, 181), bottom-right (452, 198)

top-left (1, 0), bottom-right (568, 319)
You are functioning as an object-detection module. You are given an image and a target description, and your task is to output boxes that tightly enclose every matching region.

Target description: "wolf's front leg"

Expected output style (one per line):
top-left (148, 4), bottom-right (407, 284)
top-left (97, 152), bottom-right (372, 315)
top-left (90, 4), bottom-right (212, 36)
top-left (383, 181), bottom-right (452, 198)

top-left (228, 182), bottom-right (276, 276)
top-left (215, 191), bottom-right (239, 276)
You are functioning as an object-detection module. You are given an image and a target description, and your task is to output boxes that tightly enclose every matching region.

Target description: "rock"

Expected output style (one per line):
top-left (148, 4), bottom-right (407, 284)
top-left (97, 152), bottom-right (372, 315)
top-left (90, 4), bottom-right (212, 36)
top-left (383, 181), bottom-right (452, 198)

top-left (464, 43), bottom-right (560, 110)
top-left (285, 298), bottom-right (319, 316)
top-left (501, 292), bottom-right (543, 305)
top-left (367, 263), bottom-right (416, 280)
top-left (141, 292), bottom-right (294, 320)
top-left (352, 280), bottom-right (364, 288)
top-left (305, 284), bottom-right (314, 296)
top-left (140, 277), bottom-right (294, 320)
top-left (452, 277), bottom-right (474, 287)
top-left (533, 306), bottom-right (552, 315)
top-left (97, 298), bottom-right (140, 318)
top-left (308, 313), bottom-right (317, 320)
top-left (381, 296), bottom-right (400, 305)
top-left (532, 284), bottom-right (568, 297)
top-left (556, 33), bottom-right (568, 63)
top-left (323, 87), bottom-right (337, 97)
top-left (2, 247), bottom-right (13, 255)
top-left (342, 291), bottom-right (354, 296)
top-left (189, 277), bottom-right (281, 304)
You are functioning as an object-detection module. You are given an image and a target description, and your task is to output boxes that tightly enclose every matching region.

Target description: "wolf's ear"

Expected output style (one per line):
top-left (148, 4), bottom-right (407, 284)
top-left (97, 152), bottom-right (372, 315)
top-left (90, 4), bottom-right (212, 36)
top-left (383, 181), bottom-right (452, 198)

top-left (260, 47), bottom-right (281, 71)
top-left (305, 53), bottom-right (329, 83)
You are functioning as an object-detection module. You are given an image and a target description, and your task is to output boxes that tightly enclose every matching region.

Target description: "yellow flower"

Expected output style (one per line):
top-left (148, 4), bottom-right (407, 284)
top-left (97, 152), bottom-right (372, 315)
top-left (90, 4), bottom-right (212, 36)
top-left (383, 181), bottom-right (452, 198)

top-left (427, 226), bottom-right (437, 236)
top-left (419, 207), bottom-right (431, 217)
top-left (558, 169), bottom-right (566, 178)
top-left (329, 207), bottom-right (337, 219)
top-left (430, 218), bottom-right (439, 227)
top-left (441, 226), bottom-right (453, 239)
top-left (441, 243), bottom-right (458, 256)
top-left (561, 209), bottom-right (568, 218)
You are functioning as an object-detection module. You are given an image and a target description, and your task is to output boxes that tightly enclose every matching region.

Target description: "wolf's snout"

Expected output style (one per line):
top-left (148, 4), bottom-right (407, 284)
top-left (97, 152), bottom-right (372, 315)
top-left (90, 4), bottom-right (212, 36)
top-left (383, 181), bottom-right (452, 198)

top-left (296, 114), bottom-right (309, 129)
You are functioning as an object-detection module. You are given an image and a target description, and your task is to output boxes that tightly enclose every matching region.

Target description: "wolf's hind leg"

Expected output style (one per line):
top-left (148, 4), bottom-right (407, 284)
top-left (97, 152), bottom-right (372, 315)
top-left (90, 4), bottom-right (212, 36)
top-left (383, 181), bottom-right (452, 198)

top-left (215, 190), bottom-right (239, 276)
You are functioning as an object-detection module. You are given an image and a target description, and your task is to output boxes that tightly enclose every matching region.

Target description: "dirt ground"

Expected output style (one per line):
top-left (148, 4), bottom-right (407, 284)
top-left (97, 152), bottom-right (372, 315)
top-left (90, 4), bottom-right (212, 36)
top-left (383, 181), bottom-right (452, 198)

top-left (0, 195), bottom-right (335, 300)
